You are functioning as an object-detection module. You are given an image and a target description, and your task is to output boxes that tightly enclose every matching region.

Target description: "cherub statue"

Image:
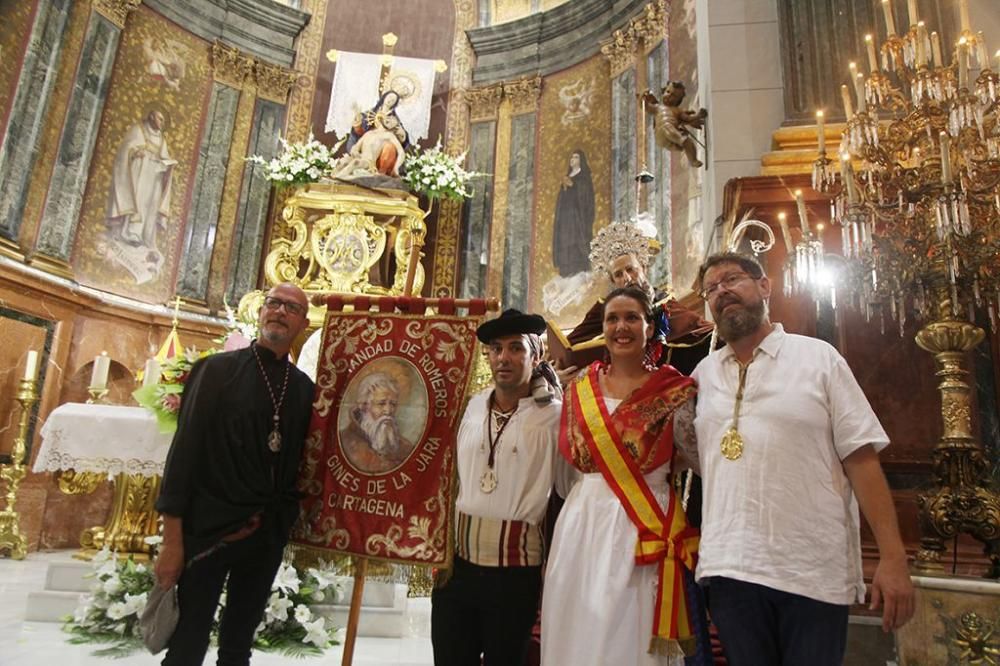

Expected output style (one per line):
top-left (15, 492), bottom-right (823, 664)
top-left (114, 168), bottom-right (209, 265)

top-left (642, 81), bottom-right (708, 168)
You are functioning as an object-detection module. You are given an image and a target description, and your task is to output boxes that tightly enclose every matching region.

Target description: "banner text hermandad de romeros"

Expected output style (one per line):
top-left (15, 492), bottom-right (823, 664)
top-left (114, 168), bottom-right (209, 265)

top-left (291, 296), bottom-right (488, 567)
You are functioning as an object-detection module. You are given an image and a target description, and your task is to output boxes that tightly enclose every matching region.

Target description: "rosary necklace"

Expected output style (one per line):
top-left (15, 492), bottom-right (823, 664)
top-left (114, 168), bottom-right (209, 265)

top-left (480, 392), bottom-right (517, 494)
top-left (251, 343), bottom-right (291, 453)
top-left (720, 357), bottom-right (753, 461)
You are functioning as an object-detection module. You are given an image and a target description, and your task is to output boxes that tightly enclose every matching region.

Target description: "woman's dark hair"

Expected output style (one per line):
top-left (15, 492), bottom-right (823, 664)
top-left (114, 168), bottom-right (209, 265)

top-left (603, 284), bottom-right (655, 323)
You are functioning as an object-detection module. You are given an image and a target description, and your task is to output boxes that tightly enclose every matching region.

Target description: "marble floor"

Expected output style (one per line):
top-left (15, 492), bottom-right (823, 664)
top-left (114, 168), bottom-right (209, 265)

top-left (0, 551), bottom-right (434, 666)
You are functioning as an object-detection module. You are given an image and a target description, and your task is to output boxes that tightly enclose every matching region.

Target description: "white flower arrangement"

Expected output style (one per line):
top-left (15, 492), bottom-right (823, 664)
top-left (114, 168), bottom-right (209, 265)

top-left (401, 138), bottom-right (483, 201)
top-left (247, 134), bottom-right (338, 186)
top-left (64, 548), bottom-right (342, 658)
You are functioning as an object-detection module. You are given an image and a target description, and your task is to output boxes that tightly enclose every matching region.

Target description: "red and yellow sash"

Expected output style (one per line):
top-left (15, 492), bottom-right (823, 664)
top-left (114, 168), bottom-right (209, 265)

top-left (564, 364), bottom-right (699, 654)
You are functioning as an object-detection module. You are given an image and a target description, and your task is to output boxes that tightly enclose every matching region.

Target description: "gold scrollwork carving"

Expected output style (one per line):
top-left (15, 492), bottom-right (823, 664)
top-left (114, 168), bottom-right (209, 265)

top-left (78, 473), bottom-right (161, 559)
top-left (915, 320), bottom-right (986, 354)
top-left (57, 470), bottom-right (104, 495)
top-left (254, 60), bottom-right (299, 103)
top-left (503, 75), bottom-right (542, 115)
top-left (632, 0), bottom-right (669, 50)
top-left (92, 0), bottom-right (142, 28)
top-left (601, 0), bottom-right (669, 75)
top-left (935, 611), bottom-right (1000, 663)
top-left (601, 27), bottom-right (639, 77)
top-left (264, 183), bottom-right (428, 297)
top-left (210, 40), bottom-right (255, 89)
top-left (464, 85), bottom-right (504, 122)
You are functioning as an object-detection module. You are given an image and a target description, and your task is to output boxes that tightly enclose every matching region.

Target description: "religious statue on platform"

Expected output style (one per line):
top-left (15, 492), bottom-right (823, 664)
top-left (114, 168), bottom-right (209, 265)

top-left (642, 81), bottom-right (707, 168)
top-left (331, 112), bottom-right (408, 179)
top-left (342, 90), bottom-right (411, 177)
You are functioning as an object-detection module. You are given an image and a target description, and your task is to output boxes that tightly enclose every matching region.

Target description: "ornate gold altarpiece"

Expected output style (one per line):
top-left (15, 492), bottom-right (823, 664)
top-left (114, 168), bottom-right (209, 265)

top-left (263, 183), bottom-right (428, 325)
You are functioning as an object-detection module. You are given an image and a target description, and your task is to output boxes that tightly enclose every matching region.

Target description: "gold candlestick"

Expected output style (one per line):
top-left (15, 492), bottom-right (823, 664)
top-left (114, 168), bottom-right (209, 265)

top-left (0, 378), bottom-right (40, 560)
top-left (86, 386), bottom-right (110, 405)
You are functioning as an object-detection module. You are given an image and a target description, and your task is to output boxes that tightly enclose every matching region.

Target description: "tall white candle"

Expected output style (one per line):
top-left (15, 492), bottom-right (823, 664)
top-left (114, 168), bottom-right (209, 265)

top-left (23, 350), bottom-right (38, 382)
top-left (778, 212), bottom-right (794, 254)
top-left (907, 0), bottom-right (918, 27)
top-left (841, 84), bottom-right (854, 119)
top-left (816, 110), bottom-right (826, 154)
top-left (958, 39), bottom-right (969, 89)
top-left (142, 358), bottom-right (160, 388)
top-left (90, 351), bottom-right (110, 390)
top-left (940, 132), bottom-right (953, 185)
top-left (865, 35), bottom-right (879, 72)
top-left (855, 72), bottom-right (868, 112)
top-left (795, 190), bottom-right (812, 235)
top-left (959, 0), bottom-right (971, 32)
top-left (882, 0), bottom-right (897, 36)
top-left (931, 31), bottom-right (943, 67)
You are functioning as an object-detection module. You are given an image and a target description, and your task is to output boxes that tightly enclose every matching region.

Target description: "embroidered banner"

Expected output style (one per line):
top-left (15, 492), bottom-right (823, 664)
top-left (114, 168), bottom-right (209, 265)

top-left (291, 297), bottom-right (486, 566)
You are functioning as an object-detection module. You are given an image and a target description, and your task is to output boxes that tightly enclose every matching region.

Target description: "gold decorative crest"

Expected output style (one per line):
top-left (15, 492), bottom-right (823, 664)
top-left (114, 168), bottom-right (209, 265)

top-left (464, 84), bottom-right (504, 121)
top-left (93, 0), bottom-right (142, 28)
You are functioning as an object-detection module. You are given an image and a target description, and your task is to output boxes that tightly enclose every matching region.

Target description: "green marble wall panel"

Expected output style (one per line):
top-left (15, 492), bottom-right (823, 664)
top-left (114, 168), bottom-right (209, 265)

top-left (35, 14), bottom-right (121, 260)
top-left (226, 99), bottom-right (285, 303)
top-left (611, 66), bottom-right (636, 225)
top-left (0, 0), bottom-right (72, 241)
top-left (459, 120), bottom-right (497, 300)
top-left (646, 42), bottom-right (671, 288)
top-left (501, 113), bottom-right (536, 311)
top-left (176, 83), bottom-right (240, 301)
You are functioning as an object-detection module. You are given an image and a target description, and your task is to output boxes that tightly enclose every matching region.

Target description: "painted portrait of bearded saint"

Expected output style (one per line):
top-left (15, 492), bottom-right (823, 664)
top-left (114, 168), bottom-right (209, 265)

top-left (339, 372), bottom-right (416, 474)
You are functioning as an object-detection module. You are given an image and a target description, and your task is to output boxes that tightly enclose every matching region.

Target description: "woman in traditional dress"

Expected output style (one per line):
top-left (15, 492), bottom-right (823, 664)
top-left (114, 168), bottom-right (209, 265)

top-left (541, 285), bottom-right (710, 666)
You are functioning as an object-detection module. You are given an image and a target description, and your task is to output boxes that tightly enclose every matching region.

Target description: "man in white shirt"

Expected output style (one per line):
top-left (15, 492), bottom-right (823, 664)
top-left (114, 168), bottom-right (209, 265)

top-left (675, 251), bottom-right (914, 665)
top-left (431, 309), bottom-right (566, 666)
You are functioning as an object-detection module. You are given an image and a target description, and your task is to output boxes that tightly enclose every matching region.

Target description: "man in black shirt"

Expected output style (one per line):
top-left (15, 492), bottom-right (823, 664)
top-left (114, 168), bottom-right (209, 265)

top-left (154, 282), bottom-right (314, 666)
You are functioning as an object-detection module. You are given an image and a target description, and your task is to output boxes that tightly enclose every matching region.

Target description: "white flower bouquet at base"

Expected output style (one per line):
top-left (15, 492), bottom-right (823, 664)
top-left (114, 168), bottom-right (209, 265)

top-left (247, 134), bottom-right (342, 187)
top-left (64, 547), bottom-right (342, 658)
top-left (401, 137), bottom-right (483, 201)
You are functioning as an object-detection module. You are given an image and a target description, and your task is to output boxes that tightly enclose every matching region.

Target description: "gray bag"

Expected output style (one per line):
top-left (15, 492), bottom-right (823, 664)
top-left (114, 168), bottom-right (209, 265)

top-left (139, 584), bottom-right (179, 654)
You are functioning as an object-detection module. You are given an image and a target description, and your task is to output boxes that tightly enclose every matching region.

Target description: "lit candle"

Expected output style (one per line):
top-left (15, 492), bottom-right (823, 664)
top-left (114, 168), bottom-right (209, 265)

top-left (907, 0), bottom-right (918, 26)
top-left (865, 35), bottom-right (879, 72)
top-left (841, 154), bottom-right (858, 203)
top-left (959, 0), bottom-right (970, 32)
top-left (778, 212), bottom-right (794, 254)
top-left (939, 131), bottom-right (953, 185)
top-left (816, 110), bottom-right (826, 154)
top-left (931, 31), bottom-right (943, 67)
top-left (90, 351), bottom-right (110, 390)
top-left (855, 72), bottom-right (868, 112)
top-left (23, 350), bottom-right (38, 382)
top-left (142, 358), bottom-right (160, 389)
top-left (958, 38), bottom-right (969, 89)
top-left (841, 84), bottom-right (855, 119)
top-left (795, 189), bottom-right (812, 235)
top-left (882, 0), bottom-right (897, 36)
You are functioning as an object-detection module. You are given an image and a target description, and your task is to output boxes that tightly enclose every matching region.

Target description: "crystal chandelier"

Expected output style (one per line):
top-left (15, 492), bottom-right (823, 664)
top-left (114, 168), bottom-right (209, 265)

top-left (813, 0), bottom-right (1000, 333)
top-left (811, 0), bottom-right (1000, 578)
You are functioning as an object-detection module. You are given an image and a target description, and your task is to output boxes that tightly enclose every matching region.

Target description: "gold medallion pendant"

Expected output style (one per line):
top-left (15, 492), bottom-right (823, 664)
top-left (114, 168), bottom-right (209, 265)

top-left (720, 427), bottom-right (744, 461)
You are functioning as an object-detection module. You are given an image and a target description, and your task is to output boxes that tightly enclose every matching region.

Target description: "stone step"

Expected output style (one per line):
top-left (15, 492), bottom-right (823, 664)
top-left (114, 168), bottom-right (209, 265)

top-left (312, 583), bottom-right (408, 638)
top-left (25, 590), bottom-right (85, 623)
top-left (45, 560), bottom-right (94, 593)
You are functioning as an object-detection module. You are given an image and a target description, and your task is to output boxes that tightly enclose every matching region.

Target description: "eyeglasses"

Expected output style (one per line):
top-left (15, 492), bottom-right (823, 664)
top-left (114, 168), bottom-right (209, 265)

top-left (699, 272), bottom-right (755, 300)
top-left (262, 296), bottom-right (307, 317)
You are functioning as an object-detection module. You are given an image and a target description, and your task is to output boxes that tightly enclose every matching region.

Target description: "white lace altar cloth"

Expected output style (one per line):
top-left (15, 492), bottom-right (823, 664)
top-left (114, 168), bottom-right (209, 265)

top-left (33, 403), bottom-right (172, 478)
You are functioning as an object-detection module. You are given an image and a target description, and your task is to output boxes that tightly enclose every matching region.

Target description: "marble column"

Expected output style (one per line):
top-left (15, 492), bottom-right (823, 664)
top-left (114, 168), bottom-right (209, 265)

top-left (498, 78), bottom-right (541, 311)
top-left (176, 83), bottom-right (241, 303)
top-left (226, 99), bottom-right (286, 304)
top-left (644, 41), bottom-right (671, 286)
top-left (611, 67), bottom-right (637, 225)
top-left (500, 112), bottom-right (537, 311)
top-left (0, 0), bottom-right (73, 242)
top-left (458, 120), bottom-right (498, 300)
top-left (34, 13), bottom-right (121, 262)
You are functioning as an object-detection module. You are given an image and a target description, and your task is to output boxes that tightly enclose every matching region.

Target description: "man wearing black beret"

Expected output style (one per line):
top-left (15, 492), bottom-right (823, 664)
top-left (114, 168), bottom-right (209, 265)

top-left (431, 309), bottom-right (573, 666)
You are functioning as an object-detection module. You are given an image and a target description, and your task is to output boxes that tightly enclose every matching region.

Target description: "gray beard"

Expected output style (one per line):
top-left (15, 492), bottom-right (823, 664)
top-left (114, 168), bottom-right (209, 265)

top-left (360, 413), bottom-right (400, 455)
top-left (716, 298), bottom-right (766, 342)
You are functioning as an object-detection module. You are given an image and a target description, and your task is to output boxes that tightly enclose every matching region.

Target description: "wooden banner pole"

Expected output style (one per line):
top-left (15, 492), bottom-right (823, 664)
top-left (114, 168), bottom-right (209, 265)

top-left (340, 556), bottom-right (368, 666)
top-left (402, 234), bottom-right (422, 298)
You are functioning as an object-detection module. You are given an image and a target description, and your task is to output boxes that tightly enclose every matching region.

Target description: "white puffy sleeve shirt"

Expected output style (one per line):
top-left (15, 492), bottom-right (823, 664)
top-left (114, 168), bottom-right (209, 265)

top-left (454, 389), bottom-right (567, 526)
top-left (691, 324), bottom-right (889, 605)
